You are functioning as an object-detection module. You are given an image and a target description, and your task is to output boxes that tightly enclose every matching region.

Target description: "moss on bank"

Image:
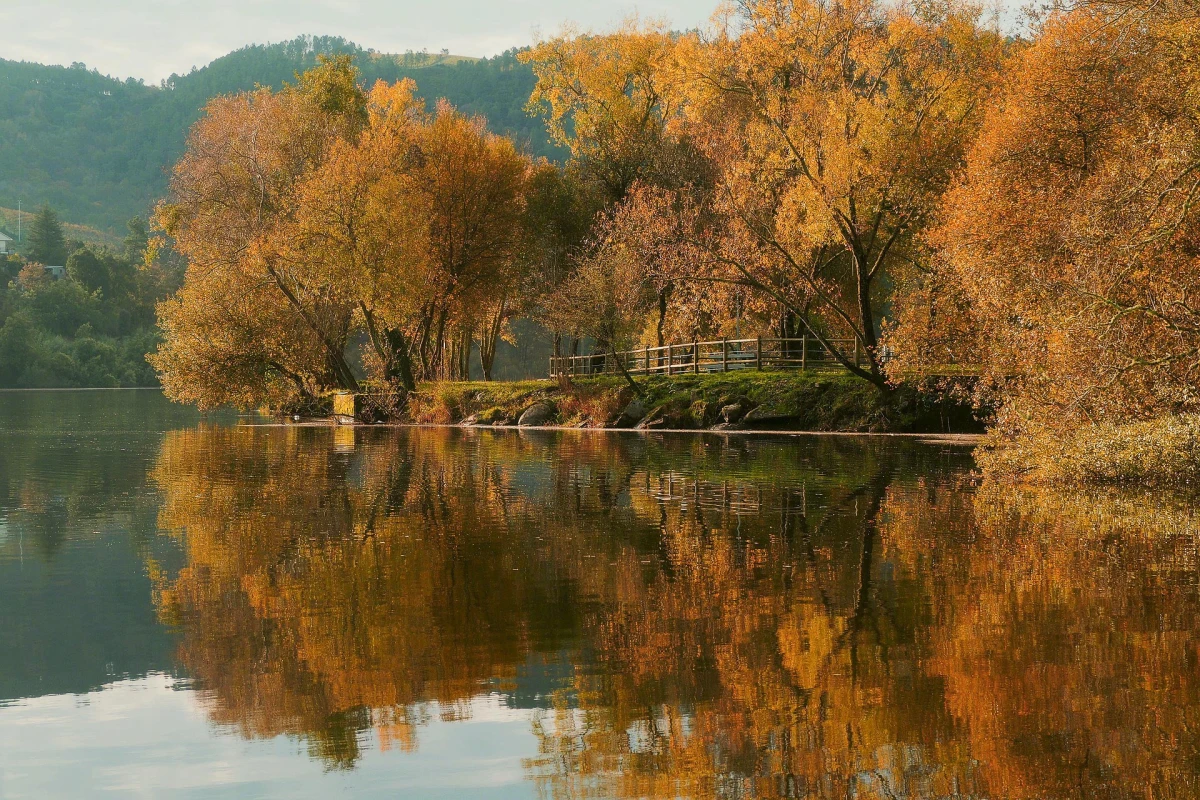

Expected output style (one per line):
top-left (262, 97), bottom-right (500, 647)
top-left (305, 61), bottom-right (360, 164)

top-left (401, 370), bottom-right (983, 433)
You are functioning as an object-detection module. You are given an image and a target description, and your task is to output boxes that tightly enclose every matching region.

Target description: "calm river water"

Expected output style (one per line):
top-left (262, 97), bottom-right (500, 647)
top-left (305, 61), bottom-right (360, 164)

top-left (0, 390), bottom-right (1198, 799)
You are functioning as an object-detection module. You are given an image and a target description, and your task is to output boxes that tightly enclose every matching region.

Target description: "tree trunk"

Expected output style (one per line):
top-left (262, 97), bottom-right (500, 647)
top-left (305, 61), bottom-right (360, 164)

top-left (656, 284), bottom-right (670, 349)
top-left (386, 329), bottom-right (416, 391)
top-left (479, 296), bottom-right (508, 382)
top-left (459, 327), bottom-right (471, 381)
top-left (263, 261), bottom-right (358, 392)
top-left (854, 252), bottom-right (882, 381)
top-left (433, 308), bottom-right (449, 380)
top-left (361, 304), bottom-right (416, 393)
top-left (608, 342), bottom-right (645, 398)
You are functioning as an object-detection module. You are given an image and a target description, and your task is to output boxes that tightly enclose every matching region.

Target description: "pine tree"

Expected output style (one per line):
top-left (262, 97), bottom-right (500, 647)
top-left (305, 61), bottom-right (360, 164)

top-left (123, 216), bottom-right (149, 263)
top-left (26, 205), bottom-right (68, 266)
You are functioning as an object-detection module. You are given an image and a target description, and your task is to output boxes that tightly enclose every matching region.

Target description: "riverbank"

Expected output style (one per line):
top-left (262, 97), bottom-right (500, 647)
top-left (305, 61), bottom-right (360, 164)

top-left (398, 371), bottom-right (984, 434)
top-left (979, 413), bottom-right (1200, 488)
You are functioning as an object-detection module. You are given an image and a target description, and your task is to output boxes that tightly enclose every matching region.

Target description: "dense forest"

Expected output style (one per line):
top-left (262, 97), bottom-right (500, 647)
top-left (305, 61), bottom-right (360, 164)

top-left (0, 36), bottom-right (555, 233)
top-left (0, 207), bottom-right (169, 387)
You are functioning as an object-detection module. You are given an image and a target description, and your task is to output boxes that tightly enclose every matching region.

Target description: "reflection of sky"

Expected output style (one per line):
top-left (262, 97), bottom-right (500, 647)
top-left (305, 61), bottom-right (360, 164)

top-left (0, 675), bottom-right (540, 799)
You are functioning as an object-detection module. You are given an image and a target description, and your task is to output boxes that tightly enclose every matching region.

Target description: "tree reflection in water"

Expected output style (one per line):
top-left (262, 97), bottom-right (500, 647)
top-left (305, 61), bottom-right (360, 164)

top-left (148, 426), bottom-right (1200, 797)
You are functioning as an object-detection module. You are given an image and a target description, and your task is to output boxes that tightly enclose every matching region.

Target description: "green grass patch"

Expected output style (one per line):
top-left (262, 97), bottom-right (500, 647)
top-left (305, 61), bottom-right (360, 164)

top-left (404, 370), bottom-right (982, 433)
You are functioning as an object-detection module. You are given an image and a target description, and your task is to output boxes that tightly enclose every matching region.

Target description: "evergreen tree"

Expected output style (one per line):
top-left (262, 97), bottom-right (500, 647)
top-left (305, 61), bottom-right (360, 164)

top-left (123, 217), bottom-right (149, 263)
top-left (26, 205), bottom-right (68, 266)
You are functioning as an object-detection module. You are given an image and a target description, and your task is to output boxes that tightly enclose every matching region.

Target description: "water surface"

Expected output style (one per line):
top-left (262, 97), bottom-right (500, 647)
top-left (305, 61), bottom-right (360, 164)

top-left (1, 390), bottom-right (1197, 799)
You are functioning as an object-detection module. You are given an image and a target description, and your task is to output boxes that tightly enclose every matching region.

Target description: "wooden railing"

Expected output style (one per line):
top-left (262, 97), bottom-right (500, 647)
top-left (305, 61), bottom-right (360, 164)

top-left (549, 337), bottom-right (868, 378)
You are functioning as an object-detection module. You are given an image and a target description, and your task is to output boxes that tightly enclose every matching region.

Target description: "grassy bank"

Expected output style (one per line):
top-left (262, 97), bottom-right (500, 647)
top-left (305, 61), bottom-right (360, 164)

top-left (402, 370), bottom-right (983, 433)
top-left (979, 413), bottom-right (1200, 487)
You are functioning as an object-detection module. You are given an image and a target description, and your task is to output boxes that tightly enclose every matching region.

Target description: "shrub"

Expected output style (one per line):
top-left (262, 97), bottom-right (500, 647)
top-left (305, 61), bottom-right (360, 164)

top-left (556, 383), bottom-right (627, 426)
top-left (979, 414), bottom-right (1200, 487)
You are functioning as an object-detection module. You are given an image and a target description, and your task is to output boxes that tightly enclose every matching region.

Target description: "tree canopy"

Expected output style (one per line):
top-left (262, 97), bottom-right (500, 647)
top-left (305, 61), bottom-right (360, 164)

top-left (25, 205), bottom-right (68, 266)
top-left (152, 57), bottom-right (540, 410)
top-left (884, 0), bottom-right (1200, 470)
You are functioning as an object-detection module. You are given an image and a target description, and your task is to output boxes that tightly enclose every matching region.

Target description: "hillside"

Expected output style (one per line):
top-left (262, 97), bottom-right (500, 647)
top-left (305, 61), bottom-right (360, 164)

top-left (0, 36), bottom-right (556, 233)
top-left (0, 206), bottom-right (120, 251)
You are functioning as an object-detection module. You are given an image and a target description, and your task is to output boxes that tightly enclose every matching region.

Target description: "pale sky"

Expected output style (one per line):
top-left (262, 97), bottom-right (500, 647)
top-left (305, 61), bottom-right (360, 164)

top-left (0, 0), bottom-right (725, 83)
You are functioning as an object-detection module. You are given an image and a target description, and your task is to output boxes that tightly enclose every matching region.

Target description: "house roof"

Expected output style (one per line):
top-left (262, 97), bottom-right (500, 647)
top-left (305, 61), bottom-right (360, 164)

top-left (0, 232), bottom-right (13, 242)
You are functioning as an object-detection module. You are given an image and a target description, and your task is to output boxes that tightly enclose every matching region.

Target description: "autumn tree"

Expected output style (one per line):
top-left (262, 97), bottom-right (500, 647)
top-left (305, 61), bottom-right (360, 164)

top-left (402, 101), bottom-right (532, 381)
top-left (544, 207), bottom-right (660, 394)
top-left (522, 20), bottom-right (687, 206)
top-left (282, 78), bottom-right (427, 394)
top-left (153, 56), bottom-right (535, 408)
top-left (607, 0), bottom-right (1004, 390)
top-left (151, 56), bottom-right (367, 409)
top-left (894, 0), bottom-right (1200, 464)
top-left (513, 163), bottom-right (594, 363)
top-left (522, 23), bottom-right (712, 359)
top-left (16, 261), bottom-right (50, 292)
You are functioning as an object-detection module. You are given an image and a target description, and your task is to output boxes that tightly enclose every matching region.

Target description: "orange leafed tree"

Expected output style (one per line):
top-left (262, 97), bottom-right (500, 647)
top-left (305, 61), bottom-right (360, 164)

top-left (152, 57), bottom-right (371, 408)
top-left (531, 1), bottom-right (1005, 389)
top-left (889, 1), bottom-right (1200, 456)
top-left (152, 57), bottom-right (536, 410)
top-left (399, 100), bottom-right (532, 382)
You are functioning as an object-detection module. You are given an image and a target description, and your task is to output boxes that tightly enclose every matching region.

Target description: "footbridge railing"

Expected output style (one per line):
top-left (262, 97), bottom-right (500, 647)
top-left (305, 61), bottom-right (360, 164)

top-left (549, 337), bottom-right (868, 378)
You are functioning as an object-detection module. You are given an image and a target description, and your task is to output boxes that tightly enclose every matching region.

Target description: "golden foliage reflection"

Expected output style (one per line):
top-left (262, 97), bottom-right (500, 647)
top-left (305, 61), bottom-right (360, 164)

top-left (149, 428), bottom-right (1200, 796)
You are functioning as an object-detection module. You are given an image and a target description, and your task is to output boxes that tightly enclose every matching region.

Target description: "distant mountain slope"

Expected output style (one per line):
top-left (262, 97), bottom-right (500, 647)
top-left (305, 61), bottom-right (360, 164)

top-left (0, 36), bottom-right (555, 233)
top-left (0, 206), bottom-right (121, 251)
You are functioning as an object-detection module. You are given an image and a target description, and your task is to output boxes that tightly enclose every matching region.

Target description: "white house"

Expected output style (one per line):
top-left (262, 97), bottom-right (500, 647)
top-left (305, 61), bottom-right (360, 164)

top-left (0, 232), bottom-right (12, 255)
top-left (44, 265), bottom-right (66, 280)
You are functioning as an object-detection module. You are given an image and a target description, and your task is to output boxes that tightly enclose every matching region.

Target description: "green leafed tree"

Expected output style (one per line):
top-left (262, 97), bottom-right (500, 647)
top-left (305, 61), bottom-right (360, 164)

top-left (26, 205), bottom-right (68, 266)
top-left (123, 217), bottom-right (150, 263)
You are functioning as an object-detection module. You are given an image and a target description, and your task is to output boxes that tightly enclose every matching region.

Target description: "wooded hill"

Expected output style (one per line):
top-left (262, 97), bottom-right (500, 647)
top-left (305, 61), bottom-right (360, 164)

top-left (0, 36), bottom-right (556, 233)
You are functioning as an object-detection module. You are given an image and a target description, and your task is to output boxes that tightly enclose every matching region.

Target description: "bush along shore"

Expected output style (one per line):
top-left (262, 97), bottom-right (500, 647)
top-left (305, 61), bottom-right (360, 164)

top-left (978, 414), bottom-right (1200, 488)
top-left (366, 372), bottom-right (985, 434)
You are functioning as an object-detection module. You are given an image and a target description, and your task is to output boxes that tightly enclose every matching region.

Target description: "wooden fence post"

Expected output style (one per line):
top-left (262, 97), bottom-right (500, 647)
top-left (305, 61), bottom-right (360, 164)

top-left (801, 336), bottom-right (807, 371)
top-left (756, 337), bottom-right (763, 371)
top-left (668, 344), bottom-right (674, 376)
top-left (693, 341), bottom-right (700, 374)
top-left (722, 339), bottom-right (729, 372)
top-left (854, 340), bottom-right (860, 368)
top-left (645, 348), bottom-right (651, 375)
